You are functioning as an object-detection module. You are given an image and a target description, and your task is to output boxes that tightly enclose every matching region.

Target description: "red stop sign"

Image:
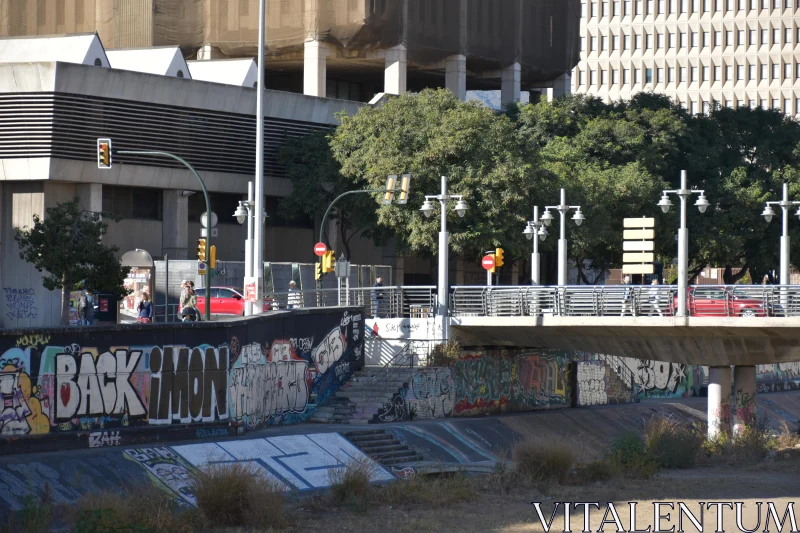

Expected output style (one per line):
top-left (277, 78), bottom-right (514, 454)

top-left (482, 255), bottom-right (496, 270)
top-left (314, 242), bottom-right (327, 257)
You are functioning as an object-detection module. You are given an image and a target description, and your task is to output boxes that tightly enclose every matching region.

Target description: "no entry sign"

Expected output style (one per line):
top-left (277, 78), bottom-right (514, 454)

top-left (314, 242), bottom-right (327, 257)
top-left (482, 255), bottom-right (496, 271)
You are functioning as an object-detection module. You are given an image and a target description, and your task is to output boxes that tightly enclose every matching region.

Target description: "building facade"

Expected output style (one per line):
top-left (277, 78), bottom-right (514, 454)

top-left (572, 0), bottom-right (800, 114)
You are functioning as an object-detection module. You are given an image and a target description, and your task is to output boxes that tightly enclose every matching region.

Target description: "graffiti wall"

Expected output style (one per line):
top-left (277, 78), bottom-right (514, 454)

top-left (756, 362), bottom-right (800, 393)
top-left (0, 309), bottom-right (363, 447)
top-left (373, 348), bottom-right (570, 422)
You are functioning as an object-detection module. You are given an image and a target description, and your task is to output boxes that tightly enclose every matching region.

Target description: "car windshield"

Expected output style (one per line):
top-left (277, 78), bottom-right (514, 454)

top-left (731, 289), bottom-right (762, 299)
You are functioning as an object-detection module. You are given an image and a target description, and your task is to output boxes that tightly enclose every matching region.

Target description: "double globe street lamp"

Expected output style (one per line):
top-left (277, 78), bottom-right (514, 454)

top-left (522, 206), bottom-right (549, 284)
top-left (761, 182), bottom-right (800, 286)
top-left (541, 189), bottom-right (585, 286)
top-left (656, 170), bottom-right (709, 318)
top-left (420, 176), bottom-right (467, 338)
top-left (233, 181), bottom-right (268, 316)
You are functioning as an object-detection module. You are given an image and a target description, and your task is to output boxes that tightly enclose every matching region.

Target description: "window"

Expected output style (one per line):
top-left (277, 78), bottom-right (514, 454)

top-left (582, 2), bottom-right (588, 16)
top-left (691, 66), bottom-right (698, 80)
top-left (612, 68), bottom-right (620, 83)
top-left (635, 33), bottom-right (642, 49)
top-left (634, 68), bottom-right (641, 82)
top-left (786, 28), bottom-right (792, 44)
top-left (613, 34), bottom-right (620, 50)
top-left (579, 70), bottom-right (586, 84)
top-left (717, 0), bottom-right (723, 8)
top-left (581, 36), bottom-right (587, 51)
top-left (703, 65), bottom-right (710, 81)
top-left (682, 0), bottom-right (689, 10)
top-left (601, 69), bottom-right (608, 84)
top-left (646, 33), bottom-right (653, 49)
top-left (773, 28), bottom-right (780, 44)
top-left (624, 0), bottom-right (632, 14)
top-left (797, 100), bottom-right (800, 114)
top-left (773, 63), bottom-right (780, 79)
top-left (737, 100), bottom-right (745, 108)
top-left (668, 67), bottom-right (675, 81)
top-left (691, 32), bottom-right (698, 47)
top-left (749, 29), bottom-right (756, 46)
top-left (176, 70), bottom-right (184, 78)
top-left (797, 62), bottom-right (800, 78)
top-left (761, 63), bottom-right (768, 79)
top-left (613, 1), bottom-right (620, 15)
top-left (702, 101), bottom-right (710, 114)
top-left (624, 34), bottom-right (631, 50)
top-left (749, 64), bottom-right (756, 80)
top-left (646, 68), bottom-right (653, 82)
top-left (690, 101), bottom-right (698, 114)
top-left (668, 32), bottom-right (675, 47)
top-left (590, 70), bottom-right (596, 84)
top-left (714, 65), bottom-right (721, 80)
top-left (601, 35), bottom-right (608, 51)
top-left (725, 65), bottom-right (732, 80)
top-left (657, 67), bottom-right (664, 82)
top-left (591, 35), bottom-right (598, 51)
top-left (704, 0), bottom-right (711, 9)
top-left (773, 98), bottom-right (780, 109)
top-left (714, 31), bottom-right (721, 46)
top-left (103, 186), bottom-right (164, 221)
top-left (738, 30), bottom-right (745, 46)
top-left (680, 66), bottom-right (687, 81)
top-left (786, 63), bottom-right (793, 78)
top-left (726, 30), bottom-right (733, 46)
top-left (761, 29), bottom-right (768, 45)
top-left (623, 68), bottom-right (630, 83)
top-left (590, 1), bottom-right (595, 16)
top-left (680, 32), bottom-right (687, 47)
top-left (785, 99), bottom-right (792, 115)
top-left (602, 1), bottom-right (608, 15)
top-left (657, 33), bottom-right (664, 49)
top-left (737, 64), bottom-right (744, 80)
top-left (659, 0), bottom-right (667, 11)
top-left (671, 0), bottom-right (678, 12)
top-left (703, 32), bottom-right (710, 46)
top-left (93, 58), bottom-right (102, 66)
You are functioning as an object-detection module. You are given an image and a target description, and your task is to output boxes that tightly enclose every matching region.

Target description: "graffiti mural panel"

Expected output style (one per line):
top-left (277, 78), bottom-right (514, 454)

top-left (0, 308), bottom-right (364, 443)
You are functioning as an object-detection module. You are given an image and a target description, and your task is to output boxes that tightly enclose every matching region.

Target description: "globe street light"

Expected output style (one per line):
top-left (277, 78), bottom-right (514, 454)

top-left (233, 182), bottom-right (268, 316)
top-left (420, 176), bottom-right (467, 339)
top-left (543, 188), bottom-right (585, 286)
top-left (762, 182), bottom-right (800, 286)
top-left (657, 170), bottom-right (709, 318)
top-left (523, 206), bottom-right (548, 284)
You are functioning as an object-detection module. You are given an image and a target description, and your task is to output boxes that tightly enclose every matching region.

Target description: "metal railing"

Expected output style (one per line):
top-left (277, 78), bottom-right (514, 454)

top-left (449, 285), bottom-right (800, 318)
top-left (264, 286), bottom-right (437, 319)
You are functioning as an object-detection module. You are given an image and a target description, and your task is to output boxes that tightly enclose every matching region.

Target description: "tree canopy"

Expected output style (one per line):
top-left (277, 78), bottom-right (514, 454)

top-left (15, 198), bottom-right (128, 325)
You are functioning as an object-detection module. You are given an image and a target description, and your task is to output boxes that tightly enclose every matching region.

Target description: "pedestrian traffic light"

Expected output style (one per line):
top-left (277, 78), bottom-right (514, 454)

top-left (196, 238), bottom-right (207, 262)
top-left (97, 138), bottom-right (112, 169)
top-left (209, 245), bottom-right (217, 269)
top-left (495, 248), bottom-right (505, 268)
top-left (322, 250), bottom-right (336, 273)
top-left (315, 262), bottom-right (322, 280)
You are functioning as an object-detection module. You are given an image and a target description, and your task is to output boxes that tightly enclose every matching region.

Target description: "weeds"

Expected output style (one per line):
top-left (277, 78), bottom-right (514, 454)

top-left (606, 431), bottom-right (658, 479)
top-left (513, 440), bottom-right (576, 483)
top-left (328, 456), bottom-right (377, 511)
top-left (775, 420), bottom-right (800, 449)
top-left (702, 415), bottom-right (776, 465)
top-left (377, 472), bottom-right (476, 507)
top-left (4, 486), bottom-right (54, 533)
top-left (645, 416), bottom-right (704, 469)
top-left (428, 339), bottom-right (461, 367)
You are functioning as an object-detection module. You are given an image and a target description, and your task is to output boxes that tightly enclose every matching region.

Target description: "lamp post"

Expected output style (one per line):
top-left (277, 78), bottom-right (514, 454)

top-left (657, 170), bottom-right (709, 318)
top-left (761, 182), bottom-right (800, 286)
top-left (542, 189), bottom-right (585, 286)
top-left (252, 0), bottom-right (267, 314)
top-left (523, 206), bottom-right (549, 284)
top-left (233, 182), bottom-right (268, 316)
top-left (420, 176), bottom-right (467, 339)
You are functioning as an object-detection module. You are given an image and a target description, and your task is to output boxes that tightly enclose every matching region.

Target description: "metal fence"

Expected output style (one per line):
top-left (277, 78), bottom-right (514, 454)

top-left (449, 285), bottom-right (800, 318)
top-left (265, 286), bottom-right (437, 319)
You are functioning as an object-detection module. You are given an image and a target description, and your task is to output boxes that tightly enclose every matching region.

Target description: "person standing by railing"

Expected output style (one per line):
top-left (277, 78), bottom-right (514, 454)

top-left (371, 277), bottom-right (384, 318)
top-left (620, 275), bottom-right (635, 316)
top-left (648, 278), bottom-right (664, 317)
top-left (287, 280), bottom-right (302, 309)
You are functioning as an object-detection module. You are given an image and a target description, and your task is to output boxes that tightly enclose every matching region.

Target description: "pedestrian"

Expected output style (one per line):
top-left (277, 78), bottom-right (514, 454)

top-left (78, 289), bottom-right (95, 326)
top-left (648, 278), bottom-right (663, 317)
top-left (762, 274), bottom-right (770, 286)
top-left (371, 276), bottom-right (384, 318)
top-left (287, 280), bottom-right (302, 309)
top-left (180, 281), bottom-right (199, 321)
top-left (137, 292), bottom-right (154, 323)
top-left (620, 275), bottom-right (635, 317)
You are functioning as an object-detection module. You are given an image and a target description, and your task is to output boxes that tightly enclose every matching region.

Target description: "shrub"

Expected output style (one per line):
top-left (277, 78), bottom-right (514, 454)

top-left (513, 441), bottom-right (576, 483)
top-left (775, 421), bottom-right (800, 449)
top-left (702, 415), bottom-right (776, 465)
top-left (574, 460), bottom-right (615, 483)
top-left (328, 457), bottom-right (377, 510)
top-left (608, 431), bottom-right (658, 479)
top-left (71, 486), bottom-right (196, 533)
top-left (377, 471), bottom-right (477, 507)
top-left (645, 416), bottom-right (703, 469)
top-left (429, 339), bottom-right (461, 367)
top-left (192, 463), bottom-right (286, 528)
top-left (5, 487), bottom-right (54, 533)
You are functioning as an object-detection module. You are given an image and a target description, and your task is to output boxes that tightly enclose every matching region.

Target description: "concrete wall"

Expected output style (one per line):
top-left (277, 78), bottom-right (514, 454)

top-left (0, 307), bottom-right (364, 449)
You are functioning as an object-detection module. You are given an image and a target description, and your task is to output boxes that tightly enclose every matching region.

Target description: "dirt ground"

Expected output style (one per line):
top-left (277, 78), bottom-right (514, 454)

top-left (289, 461), bottom-right (800, 533)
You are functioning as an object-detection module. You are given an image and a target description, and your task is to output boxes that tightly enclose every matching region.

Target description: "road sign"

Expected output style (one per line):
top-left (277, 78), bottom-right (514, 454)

top-left (623, 241), bottom-right (655, 251)
top-left (314, 242), bottom-right (327, 257)
top-left (244, 277), bottom-right (257, 302)
top-left (623, 252), bottom-right (655, 263)
top-left (482, 255), bottom-right (496, 271)
top-left (335, 260), bottom-right (351, 278)
top-left (623, 229), bottom-right (655, 240)
top-left (623, 217), bottom-right (655, 228)
top-left (198, 261), bottom-right (207, 275)
top-left (200, 211), bottom-right (218, 229)
top-left (623, 264), bottom-right (655, 275)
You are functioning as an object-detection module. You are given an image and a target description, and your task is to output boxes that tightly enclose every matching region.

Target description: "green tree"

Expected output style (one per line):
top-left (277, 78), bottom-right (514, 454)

top-left (330, 89), bottom-right (538, 268)
top-left (15, 198), bottom-right (128, 325)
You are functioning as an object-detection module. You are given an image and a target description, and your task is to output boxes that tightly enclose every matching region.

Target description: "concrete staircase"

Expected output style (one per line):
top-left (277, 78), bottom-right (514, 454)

top-left (344, 428), bottom-right (424, 466)
top-left (309, 366), bottom-right (413, 425)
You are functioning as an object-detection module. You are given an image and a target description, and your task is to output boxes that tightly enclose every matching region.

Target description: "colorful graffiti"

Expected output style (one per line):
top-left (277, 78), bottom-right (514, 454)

top-left (0, 310), bottom-right (363, 440)
top-left (756, 362), bottom-right (800, 393)
top-left (594, 354), bottom-right (706, 399)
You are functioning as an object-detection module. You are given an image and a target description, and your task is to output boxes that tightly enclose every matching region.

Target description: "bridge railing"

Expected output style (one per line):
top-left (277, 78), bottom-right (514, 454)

top-left (265, 286), bottom-right (436, 318)
top-left (449, 285), bottom-right (800, 318)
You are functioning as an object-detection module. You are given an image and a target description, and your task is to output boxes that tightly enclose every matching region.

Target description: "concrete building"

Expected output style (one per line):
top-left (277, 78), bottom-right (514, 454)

top-left (572, 0), bottom-right (800, 114)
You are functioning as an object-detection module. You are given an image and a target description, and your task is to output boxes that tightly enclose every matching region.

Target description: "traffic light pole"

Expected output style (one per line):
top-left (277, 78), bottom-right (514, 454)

top-left (118, 150), bottom-right (212, 322)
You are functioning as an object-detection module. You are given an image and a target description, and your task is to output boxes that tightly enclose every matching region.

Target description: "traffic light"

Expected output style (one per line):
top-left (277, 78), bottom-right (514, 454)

top-left (209, 245), bottom-right (217, 269)
top-left (383, 175), bottom-right (397, 205)
top-left (322, 250), bottom-right (336, 273)
top-left (397, 174), bottom-right (412, 205)
top-left (315, 262), bottom-right (322, 280)
top-left (495, 248), bottom-right (505, 268)
top-left (196, 238), bottom-right (207, 262)
top-left (97, 138), bottom-right (112, 169)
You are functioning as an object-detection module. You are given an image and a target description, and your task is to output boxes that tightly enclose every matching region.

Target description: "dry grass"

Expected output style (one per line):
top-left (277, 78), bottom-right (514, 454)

top-left (375, 471), bottom-right (477, 507)
top-left (192, 462), bottom-right (286, 529)
top-left (703, 415), bottom-right (776, 465)
top-left (775, 420), bottom-right (800, 449)
top-left (645, 416), bottom-right (704, 469)
top-left (2, 486), bottom-right (54, 533)
top-left (328, 456), bottom-right (378, 510)
top-left (512, 439), bottom-right (577, 483)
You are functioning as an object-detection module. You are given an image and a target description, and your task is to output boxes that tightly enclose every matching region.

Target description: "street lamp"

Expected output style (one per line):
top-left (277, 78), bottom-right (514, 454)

top-left (657, 170), bottom-right (709, 318)
top-left (523, 206), bottom-right (548, 284)
top-left (762, 182), bottom-right (800, 286)
top-left (233, 182), bottom-right (267, 316)
top-left (420, 176), bottom-right (467, 339)
top-left (543, 188), bottom-right (585, 286)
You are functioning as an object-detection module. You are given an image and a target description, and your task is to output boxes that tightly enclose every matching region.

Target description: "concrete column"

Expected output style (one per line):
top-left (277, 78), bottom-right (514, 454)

top-left (76, 183), bottom-right (102, 213)
top-left (196, 43), bottom-right (223, 60)
top-left (501, 62), bottom-right (521, 107)
top-left (384, 44), bottom-right (407, 95)
top-left (733, 365), bottom-right (757, 435)
top-left (547, 73), bottom-right (572, 102)
top-left (304, 40), bottom-right (328, 97)
top-left (445, 54), bottom-right (467, 100)
top-left (162, 190), bottom-right (188, 259)
top-left (708, 366), bottom-right (732, 440)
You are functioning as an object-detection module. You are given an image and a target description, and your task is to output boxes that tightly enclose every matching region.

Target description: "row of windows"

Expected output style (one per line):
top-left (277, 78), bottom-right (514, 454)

top-left (582, 27), bottom-right (800, 53)
top-left (583, 0), bottom-right (800, 18)
top-left (578, 62), bottom-right (800, 85)
top-left (677, 98), bottom-right (800, 115)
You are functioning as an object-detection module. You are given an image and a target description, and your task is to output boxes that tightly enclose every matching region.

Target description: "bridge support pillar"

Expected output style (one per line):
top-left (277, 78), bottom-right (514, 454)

top-left (733, 365), bottom-right (757, 436)
top-left (707, 366), bottom-right (732, 440)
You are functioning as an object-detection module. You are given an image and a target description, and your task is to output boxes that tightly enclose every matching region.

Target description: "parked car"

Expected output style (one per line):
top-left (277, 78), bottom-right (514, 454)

top-left (179, 286), bottom-right (272, 317)
top-left (675, 286), bottom-right (769, 317)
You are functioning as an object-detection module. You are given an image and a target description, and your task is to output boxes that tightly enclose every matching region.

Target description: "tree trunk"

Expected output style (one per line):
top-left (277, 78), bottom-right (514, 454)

top-left (723, 261), bottom-right (750, 285)
top-left (61, 273), bottom-right (71, 326)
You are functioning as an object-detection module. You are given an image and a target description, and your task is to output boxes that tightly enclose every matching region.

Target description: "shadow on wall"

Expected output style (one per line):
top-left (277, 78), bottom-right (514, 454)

top-left (0, 308), bottom-right (365, 445)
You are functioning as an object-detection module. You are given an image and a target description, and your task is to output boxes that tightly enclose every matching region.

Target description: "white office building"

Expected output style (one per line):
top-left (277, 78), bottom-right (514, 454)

top-left (572, 0), bottom-right (800, 115)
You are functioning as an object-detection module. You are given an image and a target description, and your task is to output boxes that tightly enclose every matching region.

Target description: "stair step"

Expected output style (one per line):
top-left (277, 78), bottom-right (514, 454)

top-left (359, 443), bottom-right (406, 454)
top-left (370, 449), bottom-right (419, 460)
top-left (347, 433), bottom-right (398, 443)
top-left (343, 429), bottom-right (387, 438)
top-left (380, 455), bottom-right (424, 466)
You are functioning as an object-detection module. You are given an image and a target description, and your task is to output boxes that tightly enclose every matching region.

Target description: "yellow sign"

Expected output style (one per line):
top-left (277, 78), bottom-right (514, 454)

top-left (623, 229), bottom-right (655, 240)
top-left (623, 241), bottom-right (654, 251)
top-left (622, 264), bottom-right (655, 275)
top-left (623, 218), bottom-right (655, 228)
top-left (623, 252), bottom-right (655, 263)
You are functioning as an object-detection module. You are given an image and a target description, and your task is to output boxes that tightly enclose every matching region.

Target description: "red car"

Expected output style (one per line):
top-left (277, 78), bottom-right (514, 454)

top-left (678, 286), bottom-right (768, 317)
top-left (180, 286), bottom-right (272, 317)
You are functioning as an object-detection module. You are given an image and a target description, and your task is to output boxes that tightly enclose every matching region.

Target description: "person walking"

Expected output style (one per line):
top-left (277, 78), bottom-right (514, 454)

top-left (180, 281), bottom-right (199, 321)
top-left (137, 292), bottom-right (154, 323)
top-left (648, 278), bottom-right (664, 317)
top-left (620, 275), bottom-right (635, 317)
top-left (371, 276), bottom-right (384, 318)
top-left (78, 289), bottom-right (95, 326)
top-left (287, 280), bottom-right (302, 309)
